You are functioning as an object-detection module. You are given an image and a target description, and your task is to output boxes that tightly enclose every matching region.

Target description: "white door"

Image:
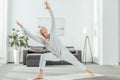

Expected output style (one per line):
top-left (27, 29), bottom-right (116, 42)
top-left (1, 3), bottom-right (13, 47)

top-left (0, 0), bottom-right (8, 64)
top-left (0, 0), bottom-right (4, 61)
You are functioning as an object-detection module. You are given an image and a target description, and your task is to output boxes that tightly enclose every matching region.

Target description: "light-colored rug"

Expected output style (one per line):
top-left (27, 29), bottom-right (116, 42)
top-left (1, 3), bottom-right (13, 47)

top-left (28, 73), bottom-right (103, 80)
top-left (0, 64), bottom-right (105, 80)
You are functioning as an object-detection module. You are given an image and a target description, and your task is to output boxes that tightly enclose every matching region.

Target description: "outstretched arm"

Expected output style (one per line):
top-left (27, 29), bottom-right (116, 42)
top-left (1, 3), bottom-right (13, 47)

top-left (16, 21), bottom-right (44, 43)
top-left (44, 1), bottom-right (55, 33)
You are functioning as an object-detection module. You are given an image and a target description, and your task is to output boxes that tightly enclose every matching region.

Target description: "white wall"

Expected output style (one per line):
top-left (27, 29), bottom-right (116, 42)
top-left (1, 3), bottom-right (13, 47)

top-left (7, 0), bottom-right (120, 65)
top-left (102, 0), bottom-right (119, 65)
top-left (8, 0), bottom-right (94, 62)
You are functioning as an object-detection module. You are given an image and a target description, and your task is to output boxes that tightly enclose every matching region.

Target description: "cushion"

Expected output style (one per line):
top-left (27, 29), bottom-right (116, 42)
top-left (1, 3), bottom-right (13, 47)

top-left (28, 46), bottom-right (49, 53)
top-left (28, 46), bottom-right (75, 53)
top-left (66, 47), bottom-right (76, 53)
top-left (26, 54), bottom-right (41, 59)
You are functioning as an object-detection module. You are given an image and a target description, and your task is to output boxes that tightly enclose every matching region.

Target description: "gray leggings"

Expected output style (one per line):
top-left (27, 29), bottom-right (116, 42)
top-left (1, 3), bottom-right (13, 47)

top-left (39, 51), bottom-right (87, 71)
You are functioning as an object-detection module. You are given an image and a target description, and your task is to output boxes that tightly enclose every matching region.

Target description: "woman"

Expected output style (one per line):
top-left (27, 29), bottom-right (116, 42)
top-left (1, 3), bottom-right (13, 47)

top-left (16, 1), bottom-right (94, 80)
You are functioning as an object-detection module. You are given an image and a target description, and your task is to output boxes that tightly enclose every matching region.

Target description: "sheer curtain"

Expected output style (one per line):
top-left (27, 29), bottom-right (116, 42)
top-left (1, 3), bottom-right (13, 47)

top-left (93, 0), bottom-right (103, 64)
top-left (0, 0), bottom-right (8, 64)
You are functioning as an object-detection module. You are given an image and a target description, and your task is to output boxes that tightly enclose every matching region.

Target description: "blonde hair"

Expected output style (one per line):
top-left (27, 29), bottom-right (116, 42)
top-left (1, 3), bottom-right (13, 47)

top-left (38, 26), bottom-right (47, 33)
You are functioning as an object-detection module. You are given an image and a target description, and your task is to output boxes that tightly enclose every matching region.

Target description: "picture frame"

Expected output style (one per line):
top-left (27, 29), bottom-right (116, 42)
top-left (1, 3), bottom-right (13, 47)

top-left (37, 17), bottom-right (65, 36)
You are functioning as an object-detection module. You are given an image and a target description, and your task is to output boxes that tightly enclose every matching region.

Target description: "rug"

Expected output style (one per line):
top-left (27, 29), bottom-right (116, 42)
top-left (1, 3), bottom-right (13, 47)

top-left (75, 76), bottom-right (120, 80)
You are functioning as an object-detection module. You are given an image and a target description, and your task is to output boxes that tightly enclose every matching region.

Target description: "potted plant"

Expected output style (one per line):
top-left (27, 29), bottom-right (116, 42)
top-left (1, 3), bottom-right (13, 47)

top-left (9, 28), bottom-right (29, 64)
top-left (19, 32), bottom-right (29, 62)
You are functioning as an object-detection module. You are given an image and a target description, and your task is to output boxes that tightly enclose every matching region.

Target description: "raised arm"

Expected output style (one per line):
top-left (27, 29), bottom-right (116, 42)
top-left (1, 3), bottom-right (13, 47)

top-left (44, 1), bottom-right (55, 33)
top-left (16, 21), bottom-right (44, 43)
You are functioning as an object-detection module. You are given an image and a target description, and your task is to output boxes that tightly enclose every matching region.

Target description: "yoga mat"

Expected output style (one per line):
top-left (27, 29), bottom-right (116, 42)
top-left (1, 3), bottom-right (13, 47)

top-left (44, 73), bottom-right (104, 80)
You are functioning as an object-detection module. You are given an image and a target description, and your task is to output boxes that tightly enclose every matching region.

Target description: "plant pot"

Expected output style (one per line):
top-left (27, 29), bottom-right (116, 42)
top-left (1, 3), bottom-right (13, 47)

top-left (13, 49), bottom-right (20, 64)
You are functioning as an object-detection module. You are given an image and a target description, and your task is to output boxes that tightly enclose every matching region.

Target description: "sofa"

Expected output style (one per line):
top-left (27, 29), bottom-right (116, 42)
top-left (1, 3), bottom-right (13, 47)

top-left (23, 46), bottom-right (82, 67)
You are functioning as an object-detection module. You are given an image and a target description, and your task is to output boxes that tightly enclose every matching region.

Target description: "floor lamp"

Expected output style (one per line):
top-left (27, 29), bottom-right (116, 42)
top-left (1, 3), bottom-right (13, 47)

top-left (82, 27), bottom-right (94, 64)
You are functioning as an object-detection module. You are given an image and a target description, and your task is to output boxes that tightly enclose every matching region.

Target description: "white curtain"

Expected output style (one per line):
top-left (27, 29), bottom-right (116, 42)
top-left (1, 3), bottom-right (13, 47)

top-left (0, 0), bottom-right (8, 63)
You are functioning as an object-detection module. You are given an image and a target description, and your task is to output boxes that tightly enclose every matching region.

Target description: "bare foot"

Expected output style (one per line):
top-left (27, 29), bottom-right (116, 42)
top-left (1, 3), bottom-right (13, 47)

top-left (32, 76), bottom-right (43, 80)
top-left (86, 69), bottom-right (94, 76)
top-left (32, 69), bottom-right (44, 80)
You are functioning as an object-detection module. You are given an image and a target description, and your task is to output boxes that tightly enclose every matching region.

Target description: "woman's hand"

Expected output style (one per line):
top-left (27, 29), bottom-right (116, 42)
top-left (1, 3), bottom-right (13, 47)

top-left (16, 20), bottom-right (24, 28)
top-left (44, 1), bottom-right (51, 11)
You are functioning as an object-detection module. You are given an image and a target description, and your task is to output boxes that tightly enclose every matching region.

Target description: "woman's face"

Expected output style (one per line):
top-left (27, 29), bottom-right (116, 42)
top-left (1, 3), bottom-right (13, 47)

top-left (40, 27), bottom-right (49, 39)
